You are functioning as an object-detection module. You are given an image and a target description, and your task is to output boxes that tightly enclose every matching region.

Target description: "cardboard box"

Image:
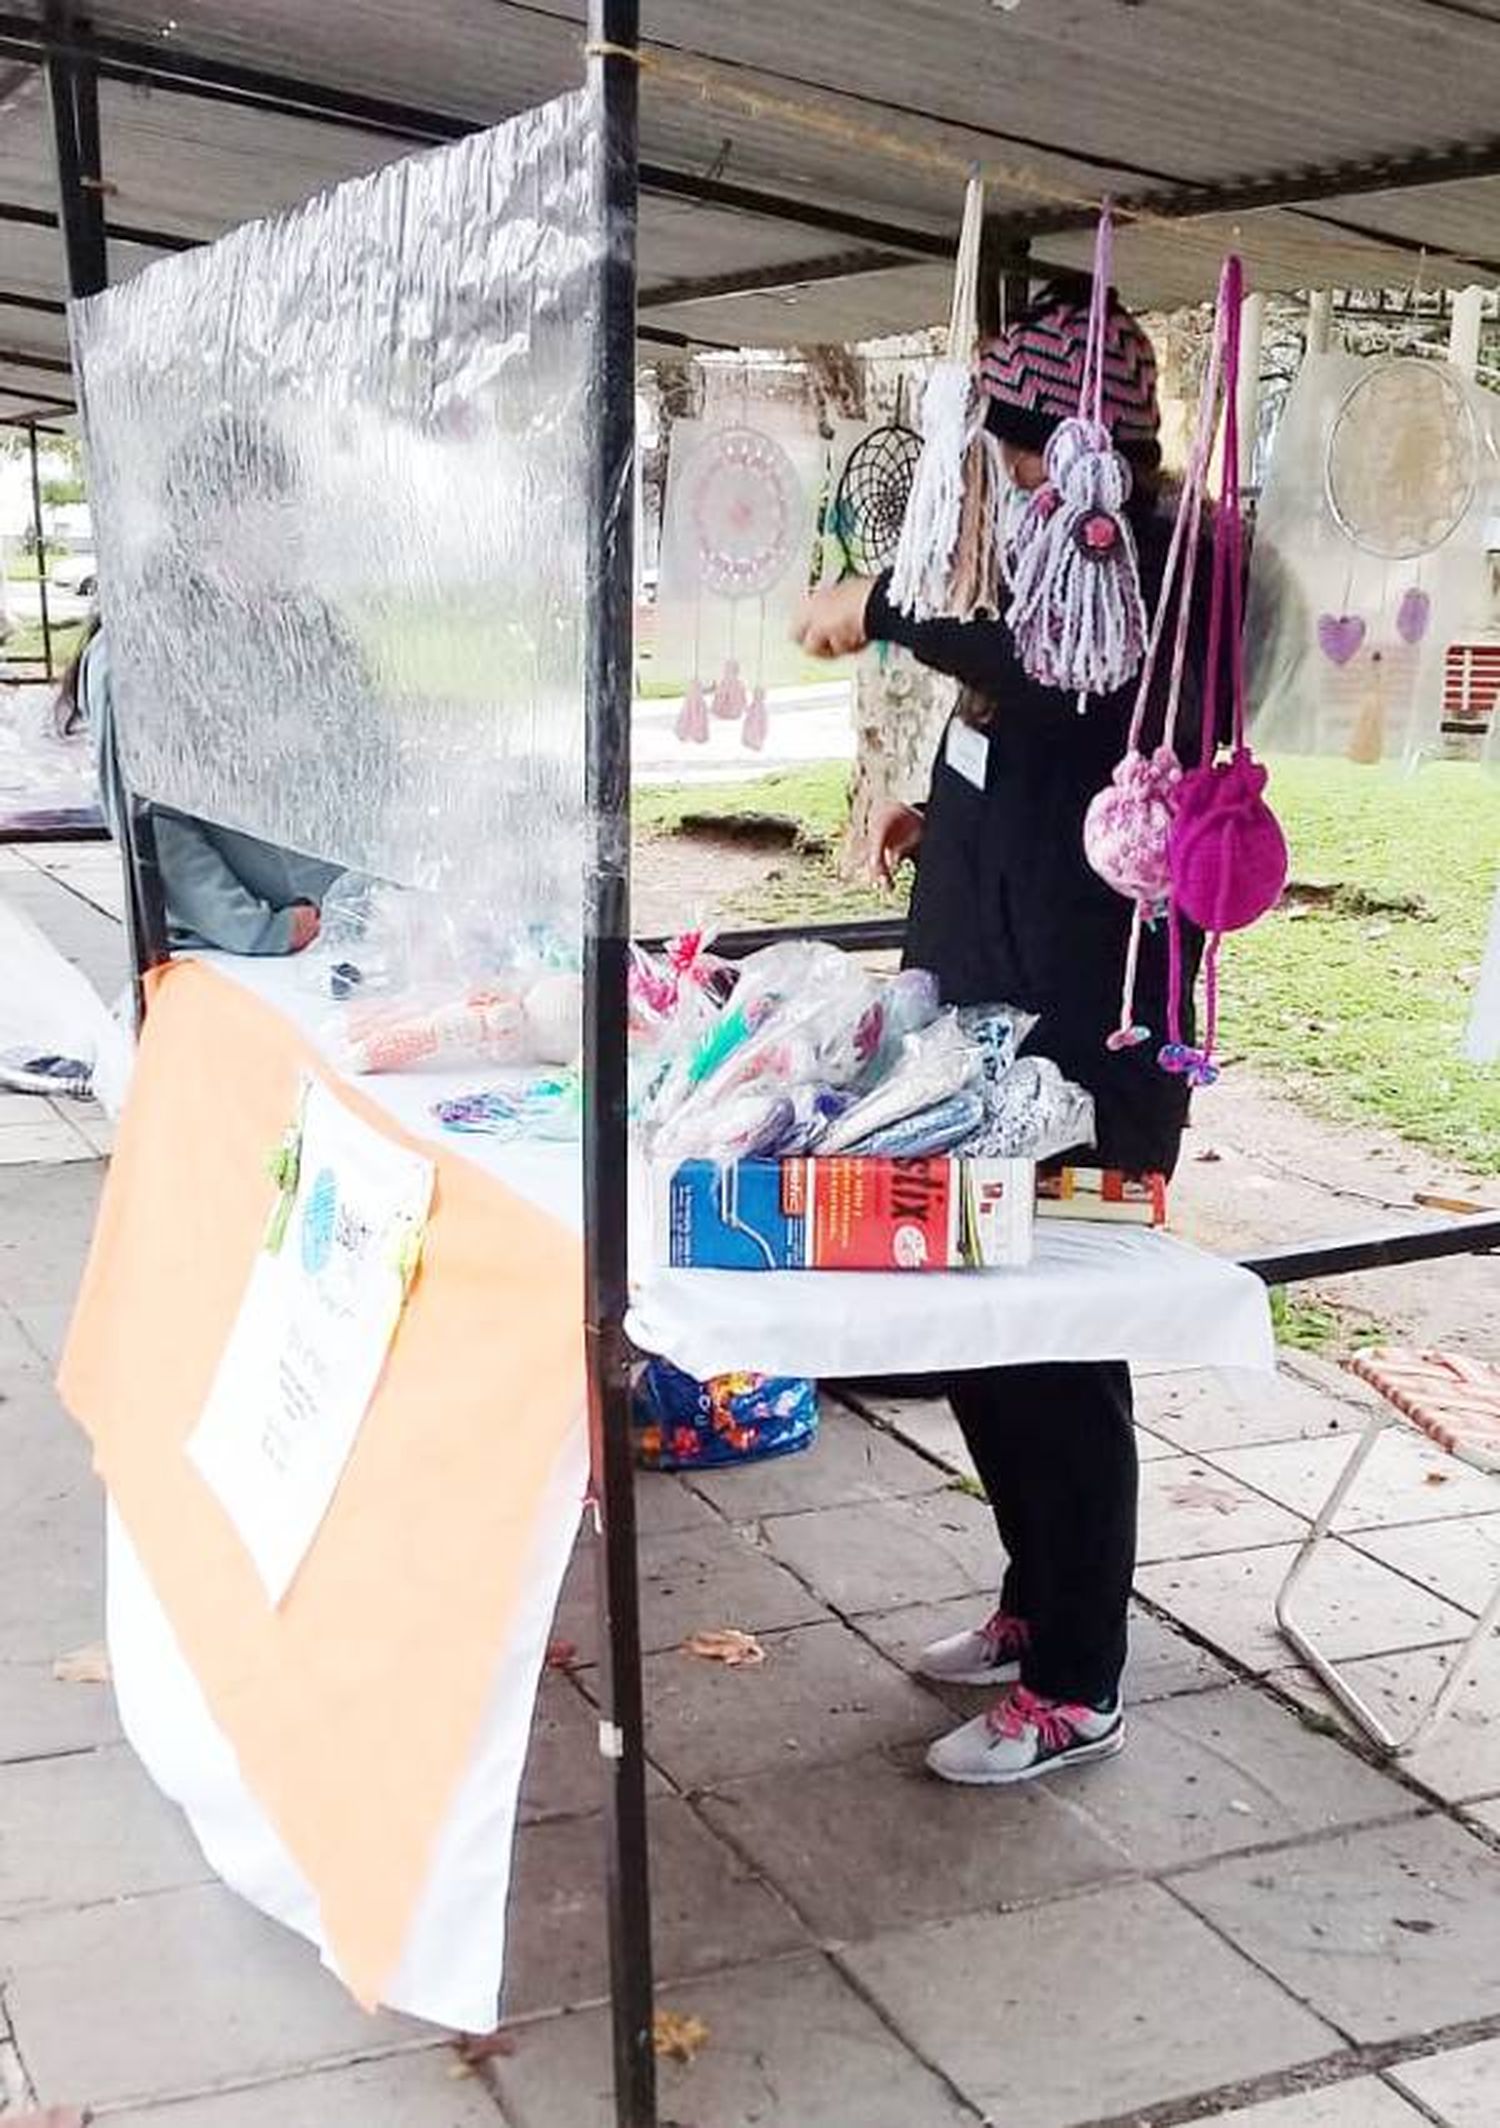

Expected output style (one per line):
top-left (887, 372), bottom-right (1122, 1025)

top-left (1036, 1167), bottom-right (1168, 1227)
top-left (657, 1156), bottom-right (1035, 1271)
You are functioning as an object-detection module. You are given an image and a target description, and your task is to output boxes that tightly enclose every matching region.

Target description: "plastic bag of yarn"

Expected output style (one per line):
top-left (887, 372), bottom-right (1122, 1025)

top-left (967, 1055), bottom-right (1097, 1161)
top-left (633, 1359), bottom-right (820, 1471)
top-left (819, 1010), bottom-right (982, 1153)
top-left (956, 1001), bottom-right (1040, 1093)
top-left (842, 1086), bottom-right (987, 1158)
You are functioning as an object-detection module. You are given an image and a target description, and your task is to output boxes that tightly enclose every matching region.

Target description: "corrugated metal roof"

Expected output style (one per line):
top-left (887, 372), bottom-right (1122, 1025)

top-left (1, 0), bottom-right (1499, 411)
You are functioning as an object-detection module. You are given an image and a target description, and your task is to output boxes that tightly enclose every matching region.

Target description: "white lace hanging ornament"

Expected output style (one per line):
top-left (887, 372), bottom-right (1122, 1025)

top-left (672, 424), bottom-right (806, 750)
top-left (888, 175), bottom-right (1007, 624)
top-left (1083, 253), bottom-right (1235, 1052)
top-left (1005, 206), bottom-right (1147, 709)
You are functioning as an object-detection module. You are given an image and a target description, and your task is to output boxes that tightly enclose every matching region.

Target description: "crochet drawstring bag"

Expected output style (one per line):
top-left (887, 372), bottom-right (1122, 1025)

top-left (888, 174), bottom-right (1007, 623)
top-left (1160, 260), bottom-right (1288, 1089)
top-left (1004, 207), bottom-right (1148, 706)
top-left (1084, 253), bottom-right (1234, 1052)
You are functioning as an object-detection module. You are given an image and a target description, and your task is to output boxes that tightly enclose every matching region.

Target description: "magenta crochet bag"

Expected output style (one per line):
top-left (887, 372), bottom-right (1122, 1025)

top-left (1085, 255), bottom-right (1232, 1050)
top-left (1160, 262), bottom-right (1288, 1087)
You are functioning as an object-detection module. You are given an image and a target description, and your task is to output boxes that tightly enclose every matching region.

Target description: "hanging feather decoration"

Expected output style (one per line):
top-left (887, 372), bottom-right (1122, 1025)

top-left (888, 175), bottom-right (1006, 623)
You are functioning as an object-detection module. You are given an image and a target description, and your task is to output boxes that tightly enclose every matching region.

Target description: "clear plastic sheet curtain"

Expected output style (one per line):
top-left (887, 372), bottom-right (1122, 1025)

top-left (71, 90), bottom-right (605, 940)
top-left (1246, 353), bottom-right (1499, 770)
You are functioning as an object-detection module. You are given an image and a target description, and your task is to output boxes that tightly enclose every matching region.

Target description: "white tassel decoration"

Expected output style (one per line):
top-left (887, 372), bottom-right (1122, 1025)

top-left (888, 174), bottom-right (1000, 622)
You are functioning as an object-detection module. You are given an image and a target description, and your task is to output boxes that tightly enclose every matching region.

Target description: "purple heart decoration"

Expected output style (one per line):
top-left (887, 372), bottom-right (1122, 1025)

top-left (1317, 612), bottom-right (1366, 667)
top-left (1396, 586), bottom-right (1432, 646)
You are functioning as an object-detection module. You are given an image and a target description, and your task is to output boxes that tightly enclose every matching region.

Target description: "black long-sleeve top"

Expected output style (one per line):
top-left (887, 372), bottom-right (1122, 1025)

top-left (866, 507), bottom-right (1210, 1177)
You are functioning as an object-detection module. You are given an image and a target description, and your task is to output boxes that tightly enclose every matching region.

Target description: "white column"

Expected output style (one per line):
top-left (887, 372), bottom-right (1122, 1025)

top-left (1306, 288), bottom-right (1333, 358)
top-left (1448, 285), bottom-right (1485, 376)
top-left (1237, 290), bottom-right (1267, 487)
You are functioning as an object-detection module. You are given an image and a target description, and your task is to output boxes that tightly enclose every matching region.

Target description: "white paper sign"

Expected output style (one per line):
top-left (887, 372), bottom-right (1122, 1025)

top-left (188, 1075), bottom-right (435, 1605)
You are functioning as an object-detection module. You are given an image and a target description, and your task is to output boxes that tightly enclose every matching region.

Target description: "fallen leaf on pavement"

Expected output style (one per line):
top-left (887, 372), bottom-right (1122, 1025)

top-left (654, 2010), bottom-right (710, 2063)
top-left (685, 1628), bottom-right (765, 1668)
top-left (545, 1639), bottom-right (579, 1669)
top-left (52, 1645), bottom-right (110, 1685)
top-left (1424, 1472), bottom-right (1451, 1487)
top-left (448, 2031), bottom-right (518, 2078)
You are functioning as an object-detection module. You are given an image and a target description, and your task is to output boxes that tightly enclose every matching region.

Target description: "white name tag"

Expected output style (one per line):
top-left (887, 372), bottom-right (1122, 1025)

top-left (945, 719), bottom-right (989, 790)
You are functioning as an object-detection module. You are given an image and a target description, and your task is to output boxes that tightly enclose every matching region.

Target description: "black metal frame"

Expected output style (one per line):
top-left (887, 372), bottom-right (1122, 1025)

top-left (28, 17), bottom-right (1500, 2128)
top-left (583, 6), bottom-right (656, 2123)
top-left (39, 1), bottom-right (169, 996)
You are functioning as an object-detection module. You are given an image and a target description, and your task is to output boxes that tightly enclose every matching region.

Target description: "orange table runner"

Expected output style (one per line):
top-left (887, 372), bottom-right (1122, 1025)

top-left (59, 958), bottom-right (584, 2006)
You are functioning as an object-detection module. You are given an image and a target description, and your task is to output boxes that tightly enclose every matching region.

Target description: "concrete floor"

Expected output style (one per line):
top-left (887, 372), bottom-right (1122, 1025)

top-left (2, 850), bottom-right (1499, 2127)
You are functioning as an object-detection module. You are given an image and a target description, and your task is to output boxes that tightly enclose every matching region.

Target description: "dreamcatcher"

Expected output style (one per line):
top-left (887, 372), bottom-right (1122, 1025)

top-left (825, 421), bottom-right (923, 579)
top-left (1318, 356), bottom-right (1480, 762)
top-left (671, 423), bottom-right (806, 751)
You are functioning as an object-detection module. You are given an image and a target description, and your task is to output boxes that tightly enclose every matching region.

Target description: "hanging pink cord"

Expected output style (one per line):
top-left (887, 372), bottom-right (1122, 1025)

top-left (1164, 255), bottom-right (1244, 1069)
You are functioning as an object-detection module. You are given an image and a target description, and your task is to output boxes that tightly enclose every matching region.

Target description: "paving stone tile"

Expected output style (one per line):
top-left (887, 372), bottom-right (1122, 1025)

top-left (0, 1883), bottom-right (423, 2107)
top-left (491, 1952), bottom-right (976, 2128)
top-left (1123, 1607), bottom-right (1239, 1698)
top-left (1138, 1367), bottom-right (1365, 1453)
top-left (98, 2050), bottom-right (497, 2127)
top-left (855, 1594), bottom-right (1231, 1704)
top-left (1046, 1685), bottom-right (1415, 1873)
top-left (757, 1491), bottom-right (999, 1616)
top-left (1351, 1514), bottom-right (1500, 1617)
top-left (1461, 1795), bottom-right (1500, 1837)
top-left (831, 1389), bottom-right (976, 1478)
top-left (0, 1745), bottom-right (210, 1915)
top-left (520, 1670), bottom-right (665, 1824)
top-left (1137, 1459), bottom-right (1307, 1564)
top-left (1208, 1432), bottom-right (1500, 1532)
top-left (0, 1484), bottom-right (105, 1662)
top-left (628, 1472), bottom-right (727, 1540)
top-left (698, 1744), bottom-right (1128, 1941)
top-left (551, 1519), bottom-right (830, 1665)
top-left (0, 1657), bottom-right (120, 1762)
top-left (1136, 1540), bottom-right (1473, 1675)
top-left (1171, 1815), bottom-right (1500, 2043)
top-left (0, 1119), bottom-right (94, 1167)
top-left (685, 1400), bottom-right (948, 1516)
top-left (639, 1620), bottom-right (943, 1790)
top-left (503, 1797), bottom-right (808, 2019)
top-left (1389, 2034), bottom-right (1500, 2125)
top-left (1177, 2079), bottom-right (1427, 2126)
top-left (1272, 1648), bottom-right (1500, 1806)
top-left (844, 1881), bottom-right (1337, 2128)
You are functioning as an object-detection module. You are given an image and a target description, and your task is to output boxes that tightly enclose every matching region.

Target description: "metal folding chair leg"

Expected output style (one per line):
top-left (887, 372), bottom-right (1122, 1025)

top-left (1276, 1403), bottom-right (1500, 1755)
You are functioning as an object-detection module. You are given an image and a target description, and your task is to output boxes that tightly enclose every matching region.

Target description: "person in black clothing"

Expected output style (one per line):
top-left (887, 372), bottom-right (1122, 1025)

top-left (794, 284), bottom-right (1207, 1784)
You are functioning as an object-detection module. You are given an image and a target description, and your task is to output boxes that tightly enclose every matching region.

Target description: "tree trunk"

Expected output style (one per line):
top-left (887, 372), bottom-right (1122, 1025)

top-left (845, 647), bottom-right (953, 875)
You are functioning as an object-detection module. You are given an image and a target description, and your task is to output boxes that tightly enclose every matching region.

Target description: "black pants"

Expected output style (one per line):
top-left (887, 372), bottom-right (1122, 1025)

top-left (948, 1360), bottom-right (1136, 1707)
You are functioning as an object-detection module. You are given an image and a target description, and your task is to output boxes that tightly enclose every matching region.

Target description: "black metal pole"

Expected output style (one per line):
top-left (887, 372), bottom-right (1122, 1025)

top-left (26, 418), bottom-right (53, 682)
top-left (583, 8), bottom-right (654, 2128)
top-left (45, 3), bottom-right (108, 298)
top-left (46, 0), bottom-right (169, 1012)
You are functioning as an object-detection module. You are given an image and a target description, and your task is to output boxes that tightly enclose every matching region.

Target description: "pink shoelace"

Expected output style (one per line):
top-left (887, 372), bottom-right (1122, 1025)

top-left (986, 1684), bottom-right (1090, 1748)
top-left (979, 1609), bottom-right (1031, 1659)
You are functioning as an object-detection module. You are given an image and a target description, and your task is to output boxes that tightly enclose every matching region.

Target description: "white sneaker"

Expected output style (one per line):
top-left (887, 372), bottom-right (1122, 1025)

top-left (917, 1607), bottom-right (1030, 1688)
top-left (926, 1685), bottom-right (1124, 1786)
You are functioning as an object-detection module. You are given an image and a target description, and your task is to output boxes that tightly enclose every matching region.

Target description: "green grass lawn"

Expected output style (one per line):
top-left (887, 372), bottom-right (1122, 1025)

top-left (2, 616), bottom-right (86, 669)
top-left (638, 755), bottom-right (1500, 1174)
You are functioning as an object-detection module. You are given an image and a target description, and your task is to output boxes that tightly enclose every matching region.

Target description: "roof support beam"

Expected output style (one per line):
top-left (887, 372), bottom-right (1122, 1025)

top-left (44, 0), bottom-right (107, 298)
top-left (0, 289), bottom-right (66, 316)
top-left (0, 197), bottom-right (199, 253)
top-left (0, 382), bottom-right (74, 409)
top-left (640, 246), bottom-right (911, 313)
top-left (0, 344), bottom-right (70, 373)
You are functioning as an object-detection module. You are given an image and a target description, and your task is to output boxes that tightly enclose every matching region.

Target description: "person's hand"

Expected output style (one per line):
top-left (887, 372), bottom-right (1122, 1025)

top-left (791, 576), bottom-right (876, 659)
top-left (287, 902), bottom-right (322, 953)
top-left (868, 802), bottom-right (924, 888)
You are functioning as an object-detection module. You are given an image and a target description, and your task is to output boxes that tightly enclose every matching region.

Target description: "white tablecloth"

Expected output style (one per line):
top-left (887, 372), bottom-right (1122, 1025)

top-left (208, 953), bottom-right (1276, 1381)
